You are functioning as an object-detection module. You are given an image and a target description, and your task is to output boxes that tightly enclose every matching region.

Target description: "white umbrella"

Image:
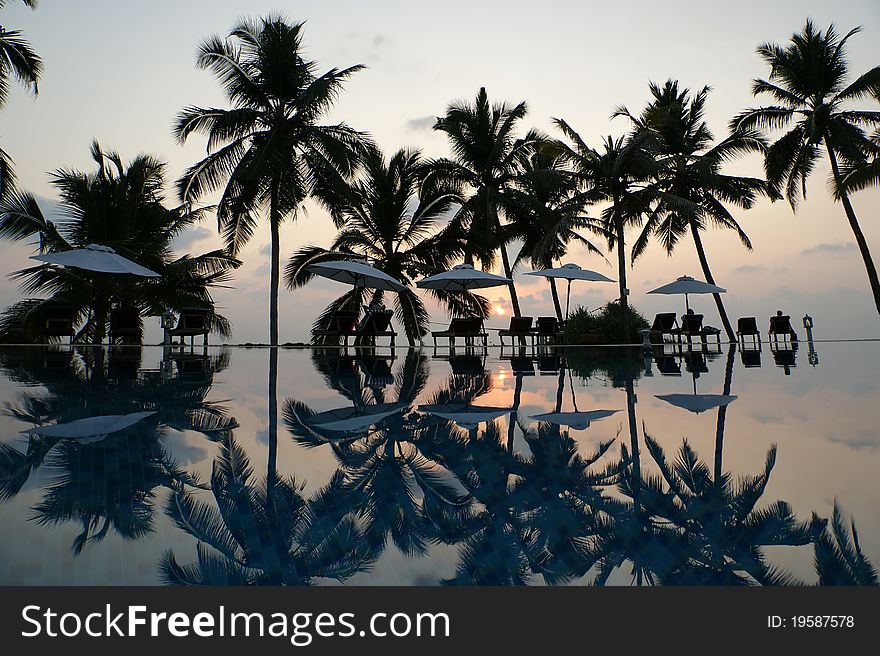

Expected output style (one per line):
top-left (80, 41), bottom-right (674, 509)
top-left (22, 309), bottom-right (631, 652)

top-left (307, 259), bottom-right (407, 292)
top-left (526, 263), bottom-right (614, 319)
top-left (418, 403), bottom-right (510, 430)
top-left (23, 411), bottom-right (157, 443)
top-left (647, 275), bottom-right (725, 313)
top-left (416, 263), bottom-right (512, 293)
top-left (530, 409), bottom-right (620, 430)
top-left (306, 402), bottom-right (406, 434)
top-left (31, 244), bottom-right (161, 277)
top-left (655, 393), bottom-right (737, 414)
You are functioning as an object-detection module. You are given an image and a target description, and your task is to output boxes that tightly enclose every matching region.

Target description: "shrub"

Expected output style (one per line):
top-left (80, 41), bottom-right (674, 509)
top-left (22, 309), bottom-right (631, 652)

top-left (564, 302), bottom-right (650, 344)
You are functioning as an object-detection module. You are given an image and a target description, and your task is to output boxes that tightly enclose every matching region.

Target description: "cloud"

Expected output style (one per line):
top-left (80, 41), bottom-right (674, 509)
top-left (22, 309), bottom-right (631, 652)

top-left (258, 243), bottom-right (272, 256)
top-left (733, 264), bottom-right (766, 274)
top-left (172, 226), bottom-right (212, 251)
top-left (406, 115), bottom-right (436, 131)
top-left (373, 34), bottom-right (388, 47)
top-left (801, 242), bottom-right (856, 256)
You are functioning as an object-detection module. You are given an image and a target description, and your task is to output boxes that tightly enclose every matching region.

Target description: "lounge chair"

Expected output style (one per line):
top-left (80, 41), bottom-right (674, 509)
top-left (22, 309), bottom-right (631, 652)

top-left (432, 317), bottom-right (487, 348)
top-left (313, 311), bottom-right (359, 346)
top-left (769, 313), bottom-right (798, 343)
top-left (358, 353), bottom-right (395, 387)
top-left (654, 354), bottom-right (682, 376)
top-left (538, 354), bottom-right (563, 375)
top-left (533, 316), bottom-right (564, 345)
top-left (740, 348), bottom-right (762, 368)
top-left (42, 306), bottom-right (75, 344)
top-left (353, 310), bottom-right (396, 348)
top-left (109, 307), bottom-right (141, 344)
top-left (507, 355), bottom-right (536, 376)
top-left (680, 313), bottom-right (722, 347)
top-left (168, 307), bottom-right (211, 347)
top-left (649, 313), bottom-right (680, 344)
top-left (771, 341), bottom-right (798, 375)
top-left (108, 345), bottom-right (141, 380)
top-left (497, 316), bottom-right (534, 347)
top-left (736, 317), bottom-right (761, 347)
top-left (683, 351), bottom-right (708, 377)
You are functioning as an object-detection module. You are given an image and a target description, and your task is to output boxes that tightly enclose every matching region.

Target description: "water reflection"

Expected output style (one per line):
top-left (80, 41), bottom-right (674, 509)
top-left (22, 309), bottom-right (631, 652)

top-left (0, 343), bottom-right (875, 585)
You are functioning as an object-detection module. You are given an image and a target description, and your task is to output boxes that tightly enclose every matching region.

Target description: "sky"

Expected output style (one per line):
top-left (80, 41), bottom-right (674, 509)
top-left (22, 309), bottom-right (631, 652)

top-left (1, 0), bottom-right (879, 343)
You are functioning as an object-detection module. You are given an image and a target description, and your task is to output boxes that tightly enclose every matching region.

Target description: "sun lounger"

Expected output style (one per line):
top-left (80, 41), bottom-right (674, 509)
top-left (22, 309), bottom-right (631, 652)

top-left (680, 313), bottom-right (721, 346)
top-left (654, 354), bottom-right (682, 376)
top-left (313, 311), bottom-right (359, 346)
top-left (432, 317), bottom-right (487, 348)
top-left (533, 316), bottom-right (564, 344)
top-left (649, 313), bottom-right (680, 344)
top-left (109, 307), bottom-right (141, 344)
top-left (736, 317), bottom-right (761, 347)
top-left (769, 313), bottom-right (798, 343)
top-left (168, 307), bottom-right (211, 347)
top-left (740, 348), bottom-right (762, 368)
top-left (497, 316), bottom-right (534, 347)
top-left (353, 310), bottom-right (396, 347)
top-left (42, 305), bottom-right (75, 344)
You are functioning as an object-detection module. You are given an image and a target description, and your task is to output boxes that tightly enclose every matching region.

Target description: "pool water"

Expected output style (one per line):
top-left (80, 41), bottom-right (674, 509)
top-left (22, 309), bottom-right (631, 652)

top-left (0, 341), bottom-right (877, 586)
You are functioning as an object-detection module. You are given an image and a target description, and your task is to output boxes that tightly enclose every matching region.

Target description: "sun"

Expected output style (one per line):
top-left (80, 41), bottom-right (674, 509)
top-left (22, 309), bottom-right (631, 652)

top-left (493, 305), bottom-right (506, 316)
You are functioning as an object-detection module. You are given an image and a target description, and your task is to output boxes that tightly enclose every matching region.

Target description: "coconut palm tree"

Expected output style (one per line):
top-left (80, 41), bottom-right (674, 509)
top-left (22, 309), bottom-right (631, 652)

top-left (285, 145), bottom-right (472, 345)
top-left (424, 87), bottom-right (542, 317)
top-left (809, 502), bottom-right (878, 586)
top-left (0, 142), bottom-right (239, 343)
top-left (506, 148), bottom-right (606, 320)
top-left (619, 80), bottom-right (767, 339)
top-left (731, 21), bottom-right (880, 314)
top-left (0, 0), bottom-right (43, 197)
top-left (284, 351), bottom-right (473, 557)
top-left (162, 434), bottom-right (378, 585)
top-left (174, 16), bottom-right (368, 347)
top-left (548, 124), bottom-right (657, 309)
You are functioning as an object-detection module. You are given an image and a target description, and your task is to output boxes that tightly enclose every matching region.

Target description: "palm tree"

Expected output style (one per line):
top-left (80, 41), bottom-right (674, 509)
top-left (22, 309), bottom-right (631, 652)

top-left (548, 124), bottom-right (657, 308)
top-left (732, 21), bottom-right (880, 314)
top-left (0, 142), bottom-right (239, 343)
top-left (424, 87), bottom-right (542, 317)
top-left (507, 148), bottom-right (606, 320)
top-left (841, 130), bottom-right (880, 193)
top-left (619, 81), bottom-right (767, 339)
top-left (284, 351), bottom-right (473, 557)
top-left (643, 436), bottom-right (811, 585)
top-left (285, 145), bottom-right (470, 345)
top-left (809, 502), bottom-right (878, 586)
top-left (0, 0), bottom-right (43, 197)
top-left (174, 16), bottom-right (368, 347)
top-left (162, 434), bottom-right (378, 585)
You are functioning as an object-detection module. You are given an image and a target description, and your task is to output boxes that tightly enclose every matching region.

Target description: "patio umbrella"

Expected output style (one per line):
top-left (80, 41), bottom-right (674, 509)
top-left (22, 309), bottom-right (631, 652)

top-left (416, 263), bottom-right (512, 293)
top-left (307, 259), bottom-right (407, 292)
top-left (647, 275), bottom-right (725, 313)
top-left (23, 411), bottom-right (157, 443)
top-left (30, 244), bottom-right (161, 277)
top-left (530, 409), bottom-right (619, 430)
top-left (525, 263), bottom-right (614, 319)
top-left (655, 393), bottom-right (737, 414)
top-left (418, 403), bottom-right (510, 430)
top-left (305, 402), bottom-right (407, 436)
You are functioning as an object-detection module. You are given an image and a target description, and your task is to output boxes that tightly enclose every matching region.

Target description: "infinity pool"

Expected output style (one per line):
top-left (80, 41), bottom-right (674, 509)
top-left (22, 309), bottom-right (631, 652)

top-left (0, 341), bottom-right (877, 585)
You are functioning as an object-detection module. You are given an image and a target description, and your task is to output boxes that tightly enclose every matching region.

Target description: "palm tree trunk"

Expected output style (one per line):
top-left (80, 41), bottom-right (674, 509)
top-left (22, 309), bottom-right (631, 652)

top-left (714, 343), bottom-right (736, 484)
top-left (499, 244), bottom-right (521, 317)
top-left (549, 278), bottom-right (563, 322)
top-left (93, 301), bottom-right (108, 345)
top-left (689, 220), bottom-right (735, 340)
top-left (625, 377), bottom-right (640, 503)
top-left (826, 144), bottom-right (880, 315)
top-left (507, 372), bottom-right (523, 454)
top-left (615, 218), bottom-right (628, 309)
top-left (269, 178), bottom-right (281, 347)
